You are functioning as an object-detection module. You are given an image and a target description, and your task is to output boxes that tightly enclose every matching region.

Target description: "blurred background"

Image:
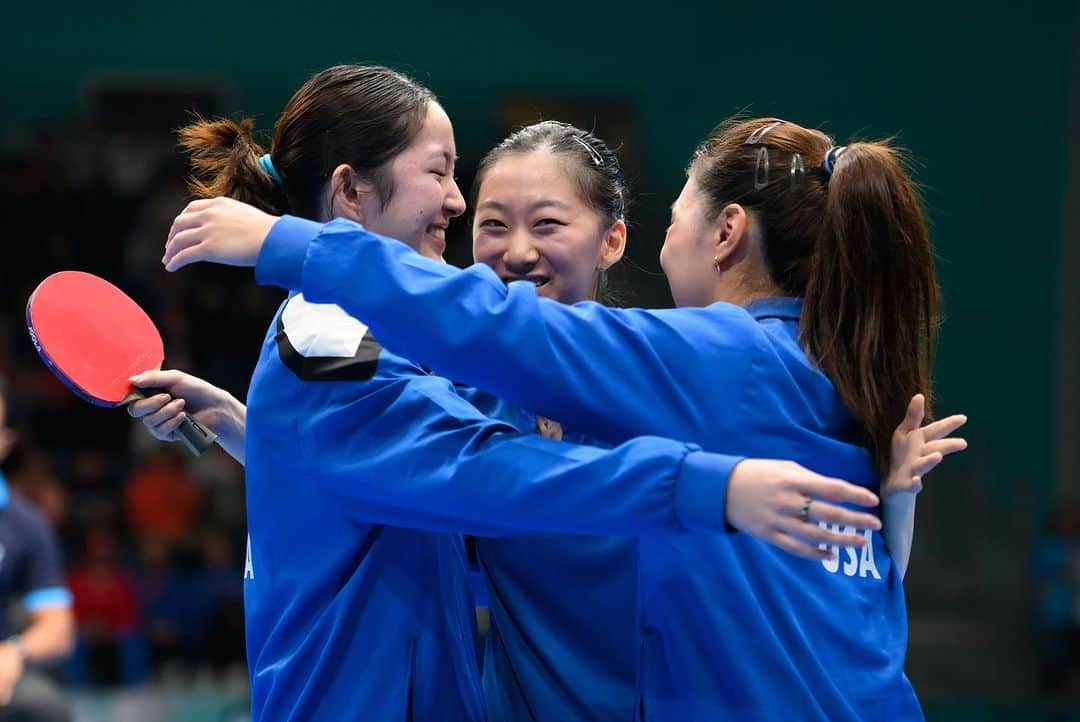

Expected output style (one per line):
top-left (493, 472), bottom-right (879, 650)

top-left (0, 0), bottom-right (1076, 719)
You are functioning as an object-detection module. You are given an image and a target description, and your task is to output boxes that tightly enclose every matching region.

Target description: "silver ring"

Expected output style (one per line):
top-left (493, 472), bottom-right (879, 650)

top-left (798, 497), bottom-right (812, 524)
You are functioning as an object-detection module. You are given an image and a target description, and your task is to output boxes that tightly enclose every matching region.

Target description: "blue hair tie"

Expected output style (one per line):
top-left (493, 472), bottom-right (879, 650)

top-left (258, 153), bottom-right (283, 186)
top-left (822, 146), bottom-right (846, 176)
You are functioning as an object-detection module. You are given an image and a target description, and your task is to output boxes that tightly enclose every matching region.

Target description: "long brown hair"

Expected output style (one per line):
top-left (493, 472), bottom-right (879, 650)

top-left (690, 117), bottom-right (939, 475)
top-left (177, 64), bottom-right (434, 221)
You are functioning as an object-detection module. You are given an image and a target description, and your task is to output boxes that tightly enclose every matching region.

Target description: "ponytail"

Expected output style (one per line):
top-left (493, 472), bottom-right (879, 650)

top-left (177, 116), bottom-right (289, 215)
top-left (691, 118), bottom-right (940, 476)
top-left (801, 141), bottom-right (939, 474)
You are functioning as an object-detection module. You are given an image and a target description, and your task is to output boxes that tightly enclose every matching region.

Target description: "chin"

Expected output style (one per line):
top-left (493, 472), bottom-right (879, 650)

top-left (535, 285), bottom-right (562, 302)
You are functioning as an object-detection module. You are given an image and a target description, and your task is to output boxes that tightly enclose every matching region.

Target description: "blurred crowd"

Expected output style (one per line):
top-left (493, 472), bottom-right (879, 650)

top-left (0, 114), bottom-right (283, 689)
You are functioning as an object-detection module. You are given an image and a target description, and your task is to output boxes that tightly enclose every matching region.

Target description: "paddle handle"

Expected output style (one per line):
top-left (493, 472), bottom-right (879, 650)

top-left (139, 387), bottom-right (218, 456)
top-left (174, 415), bottom-right (218, 456)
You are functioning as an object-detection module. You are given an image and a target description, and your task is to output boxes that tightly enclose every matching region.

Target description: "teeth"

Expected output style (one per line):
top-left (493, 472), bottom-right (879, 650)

top-left (428, 227), bottom-right (446, 240)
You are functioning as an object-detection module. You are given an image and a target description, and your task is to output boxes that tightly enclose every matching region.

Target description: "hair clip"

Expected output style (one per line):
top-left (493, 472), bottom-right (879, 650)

top-left (753, 146), bottom-right (770, 190)
top-left (789, 152), bottom-right (804, 189)
top-left (745, 120), bottom-right (784, 146)
top-left (822, 146), bottom-right (846, 176)
top-left (572, 136), bottom-right (603, 166)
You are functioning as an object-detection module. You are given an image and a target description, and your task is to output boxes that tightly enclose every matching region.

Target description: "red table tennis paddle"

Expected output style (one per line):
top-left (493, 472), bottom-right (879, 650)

top-left (26, 271), bottom-right (217, 455)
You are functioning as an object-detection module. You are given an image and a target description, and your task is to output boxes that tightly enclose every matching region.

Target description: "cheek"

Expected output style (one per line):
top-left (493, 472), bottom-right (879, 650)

top-left (547, 238), bottom-right (597, 286)
top-left (394, 180), bottom-right (445, 226)
top-left (472, 235), bottom-right (503, 267)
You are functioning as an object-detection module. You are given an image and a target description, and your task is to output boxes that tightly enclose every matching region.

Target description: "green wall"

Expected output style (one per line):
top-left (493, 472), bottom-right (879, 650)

top-left (3, 0), bottom-right (1074, 500)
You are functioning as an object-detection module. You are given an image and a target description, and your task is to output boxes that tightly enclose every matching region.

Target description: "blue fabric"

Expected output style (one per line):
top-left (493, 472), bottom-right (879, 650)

top-left (0, 491), bottom-right (70, 639)
top-left (22, 587), bottom-right (72, 612)
top-left (242, 287), bottom-right (744, 721)
top-left (457, 386), bottom-right (639, 722)
top-left (256, 215), bottom-right (923, 722)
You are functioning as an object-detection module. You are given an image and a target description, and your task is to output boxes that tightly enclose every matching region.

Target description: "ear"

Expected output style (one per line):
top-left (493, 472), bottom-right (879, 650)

top-left (712, 203), bottom-right (751, 269)
top-left (597, 218), bottom-right (628, 270)
top-left (326, 163), bottom-right (377, 223)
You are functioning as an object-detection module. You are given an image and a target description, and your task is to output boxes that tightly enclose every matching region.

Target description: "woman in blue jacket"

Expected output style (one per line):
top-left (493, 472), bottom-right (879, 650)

top-left (138, 118), bottom-right (961, 722)
top-left (163, 116), bottom-right (956, 721)
top-left (142, 117), bottom-right (961, 721)
top-left (146, 66), bottom-right (888, 722)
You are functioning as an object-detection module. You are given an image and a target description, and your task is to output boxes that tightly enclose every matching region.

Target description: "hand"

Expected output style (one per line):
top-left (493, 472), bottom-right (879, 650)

top-left (0, 642), bottom-right (24, 706)
top-left (726, 459), bottom-right (882, 561)
top-left (162, 197), bottom-right (278, 272)
top-left (885, 394), bottom-right (967, 498)
top-left (127, 370), bottom-right (238, 441)
top-left (535, 416), bottom-right (563, 441)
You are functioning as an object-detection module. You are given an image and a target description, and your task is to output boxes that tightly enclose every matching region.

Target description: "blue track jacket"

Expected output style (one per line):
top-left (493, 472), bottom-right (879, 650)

top-left (253, 216), bottom-right (923, 722)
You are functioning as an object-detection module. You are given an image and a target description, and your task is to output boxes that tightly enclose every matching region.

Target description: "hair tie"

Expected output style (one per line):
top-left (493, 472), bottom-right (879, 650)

top-left (258, 153), bottom-right (283, 186)
top-left (822, 146), bottom-right (846, 176)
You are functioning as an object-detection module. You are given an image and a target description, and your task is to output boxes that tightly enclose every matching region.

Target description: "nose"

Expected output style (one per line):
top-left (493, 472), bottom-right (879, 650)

top-left (503, 228), bottom-right (540, 274)
top-left (445, 178), bottom-right (466, 218)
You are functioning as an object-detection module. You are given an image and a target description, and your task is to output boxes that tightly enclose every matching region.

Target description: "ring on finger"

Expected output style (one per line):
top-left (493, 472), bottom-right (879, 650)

top-left (798, 497), bottom-right (813, 524)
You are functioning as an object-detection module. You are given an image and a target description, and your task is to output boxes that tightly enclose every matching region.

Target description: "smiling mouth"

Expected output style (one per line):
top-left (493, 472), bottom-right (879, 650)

top-left (501, 275), bottom-right (550, 288)
top-left (426, 226), bottom-right (447, 242)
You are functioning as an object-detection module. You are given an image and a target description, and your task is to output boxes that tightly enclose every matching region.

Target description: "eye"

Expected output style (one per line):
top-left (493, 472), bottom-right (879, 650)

top-left (535, 218), bottom-right (567, 227)
top-left (478, 218), bottom-right (507, 229)
top-left (430, 169), bottom-right (447, 178)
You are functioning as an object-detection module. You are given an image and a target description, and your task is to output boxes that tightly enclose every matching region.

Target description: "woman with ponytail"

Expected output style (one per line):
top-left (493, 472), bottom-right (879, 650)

top-left (164, 115), bottom-right (962, 720)
top-left (146, 75), bottom-right (903, 722)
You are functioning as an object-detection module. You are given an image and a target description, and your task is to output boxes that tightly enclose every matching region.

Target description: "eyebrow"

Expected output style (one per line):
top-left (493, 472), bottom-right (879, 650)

top-left (427, 149), bottom-right (458, 164)
top-left (476, 199), bottom-right (573, 213)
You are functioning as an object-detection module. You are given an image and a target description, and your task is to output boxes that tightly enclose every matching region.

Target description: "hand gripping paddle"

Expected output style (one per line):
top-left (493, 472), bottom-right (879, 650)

top-left (26, 271), bottom-right (217, 455)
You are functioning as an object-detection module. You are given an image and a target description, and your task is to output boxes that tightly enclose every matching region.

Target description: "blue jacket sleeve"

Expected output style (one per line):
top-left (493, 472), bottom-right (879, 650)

top-left (295, 372), bottom-right (740, 537)
top-left (256, 216), bottom-right (760, 446)
top-left (19, 505), bottom-right (73, 611)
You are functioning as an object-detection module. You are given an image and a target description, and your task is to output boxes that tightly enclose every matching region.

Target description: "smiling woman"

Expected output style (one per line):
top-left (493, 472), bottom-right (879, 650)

top-left (179, 65), bottom-right (464, 260)
top-left (153, 65), bottom-right (878, 722)
top-left (472, 121), bottom-right (627, 303)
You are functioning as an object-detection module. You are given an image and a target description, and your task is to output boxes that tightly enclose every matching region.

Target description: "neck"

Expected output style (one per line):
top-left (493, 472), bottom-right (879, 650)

top-left (709, 270), bottom-right (783, 308)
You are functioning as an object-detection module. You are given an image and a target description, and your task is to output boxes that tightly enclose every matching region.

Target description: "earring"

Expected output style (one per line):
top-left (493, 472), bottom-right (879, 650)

top-left (713, 257), bottom-right (722, 274)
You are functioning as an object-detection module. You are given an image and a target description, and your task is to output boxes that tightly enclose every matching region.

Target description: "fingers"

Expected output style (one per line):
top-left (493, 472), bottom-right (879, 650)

top-left (127, 393), bottom-right (171, 419)
top-left (164, 246), bottom-right (207, 273)
top-left (780, 516), bottom-right (870, 547)
top-left (770, 531), bottom-right (836, 561)
top-left (899, 394), bottom-right (926, 433)
top-left (911, 452), bottom-right (944, 477)
top-left (804, 500), bottom-right (881, 531)
top-left (163, 228), bottom-right (205, 268)
top-left (129, 369), bottom-right (188, 391)
top-left (795, 476), bottom-right (879, 508)
top-left (151, 412), bottom-right (189, 440)
top-left (921, 414), bottom-right (967, 441)
top-left (166, 209), bottom-right (207, 246)
top-left (182, 198), bottom-right (219, 214)
top-left (922, 438), bottom-right (967, 457)
top-left (141, 398), bottom-right (186, 428)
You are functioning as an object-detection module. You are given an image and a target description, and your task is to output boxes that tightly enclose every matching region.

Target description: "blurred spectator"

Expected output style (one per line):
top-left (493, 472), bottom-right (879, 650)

top-left (123, 446), bottom-right (201, 541)
top-left (135, 536), bottom-right (209, 676)
top-left (1032, 500), bottom-right (1080, 693)
top-left (65, 528), bottom-right (144, 687)
top-left (199, 531), bottom-right (245, 673)
top-left (0, 377), bottom-right (75, 722)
